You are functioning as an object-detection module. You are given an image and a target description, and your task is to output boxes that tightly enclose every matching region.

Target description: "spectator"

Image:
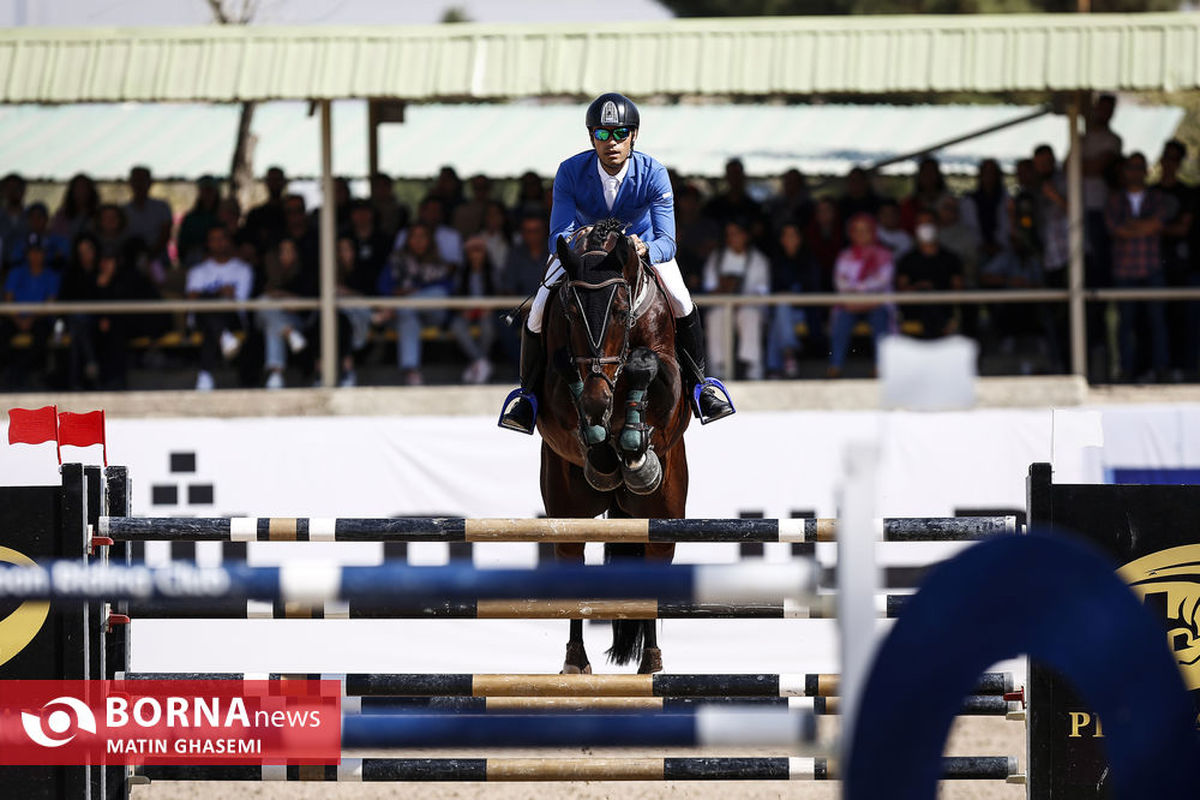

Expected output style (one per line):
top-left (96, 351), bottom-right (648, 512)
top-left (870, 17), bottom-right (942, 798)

top-left (837, 167), bottom-right (883, 222)
top-left (876, 200), bottom-right (913, 260)
top-left (767, 168), bottom-right (814, 233)
top-left (430, 166), bottom-right (464, 217)
top-left (828, 214), bottom-right (894, 378)
top-left (282, 194), bottom-right (320, 283)
top-left (369, 172), bottom-right (408, 241)
top-left (502, 215), bottom-right (549, 298)
top-left (962, 159), bottom-right (1011, 274)
top-left (94, 204), bottom-right (127, 263)
top-left (1, 236), bottom-right (60, 389)
top-left (452, 174), bottom-right (495, 237)
top-left (450, 235), bottom-right (497, 384)
top-left (257, 238), bottom-right (317, 390)
top-left (805, 197), bottom-right (845, 354)
top-left (12, 203), bottom-right (70, 270)
top-left (704, 158), bottom-right (768, 244)
top-left (1033, 145), bottom-right (1070, 284)
top-left (765, 221), bottom-right (821, 378)
top-left (0, 173), bottom-right (28, 267)
top-left (675, 183), bottom-right (720, 293)
top-left (936, 195), bottom-right (980, 292)
top-left (122, 166), bottom-right (173, 279)
top-left (512, 171), bottom-right (548, 221)
top-left (177, 176), bottom-right (222, 268)
top-left (346, 199), bottom-right (392, 295)
top-left (393, 196), bottom-right (463, 268)
top-left (333, 235), bottom-right (374, 388)
top-left (51, 173), bottom-right (100, 243)
top-left (1081, 94), bottom-right (1122, 292)
top-left (1105, 152), bottom-right (1168, 382)
top-left (185, 225), bottom-right (254, 391)
top-left (479, 200), bottom-right (513, 274)
top-left (243, 166), bottom-right (288, 257)
top-left (58, 235), bottom-right (131, 390)
top-left (330, 176), bottom-right (354, 233)
top-left (899, 157), bottom-right (950, 232)
top-left (702, 218), bottom-right (770, 380)
top-left (378, 221), bottom-right (456, 386)
top-left (895, 210), bottom-right (964, 339)
top-left (1153, 139), bottom-right (1195, 379)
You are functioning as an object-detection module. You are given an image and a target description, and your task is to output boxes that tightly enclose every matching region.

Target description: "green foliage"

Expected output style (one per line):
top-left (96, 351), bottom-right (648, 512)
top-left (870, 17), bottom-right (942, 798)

top-left (440, 6), bottom-right (473, 23)
top-left (658, 0), bottom-right (1176, 14)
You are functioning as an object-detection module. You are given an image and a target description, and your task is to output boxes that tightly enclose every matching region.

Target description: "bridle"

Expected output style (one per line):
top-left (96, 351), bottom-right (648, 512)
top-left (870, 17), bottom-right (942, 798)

top-left (564, 268), bottom-right (634, 393)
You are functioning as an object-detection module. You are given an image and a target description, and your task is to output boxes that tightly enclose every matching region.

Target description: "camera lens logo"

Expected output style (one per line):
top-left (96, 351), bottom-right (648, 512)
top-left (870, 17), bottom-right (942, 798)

top-left (21, 697), bottom-right (97, 747)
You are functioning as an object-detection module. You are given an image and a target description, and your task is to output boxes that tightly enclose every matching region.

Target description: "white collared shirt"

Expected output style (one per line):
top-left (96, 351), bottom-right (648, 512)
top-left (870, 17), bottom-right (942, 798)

top-left (597, 158), bottom-right (630, 211)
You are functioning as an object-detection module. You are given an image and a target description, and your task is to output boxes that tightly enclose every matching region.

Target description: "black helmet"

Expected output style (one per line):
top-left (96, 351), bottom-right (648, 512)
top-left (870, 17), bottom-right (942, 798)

top-left (585, 93), bottom-right (640, 130)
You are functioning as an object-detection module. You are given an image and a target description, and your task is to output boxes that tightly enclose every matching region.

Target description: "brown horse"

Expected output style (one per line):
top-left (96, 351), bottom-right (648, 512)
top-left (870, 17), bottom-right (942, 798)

top-left (536, 219), bottom-right (690, 675)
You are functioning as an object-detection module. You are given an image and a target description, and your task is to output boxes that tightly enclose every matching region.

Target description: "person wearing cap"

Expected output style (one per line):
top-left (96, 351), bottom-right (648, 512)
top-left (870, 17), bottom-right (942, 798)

top-left (9, 202), bottom-right (70, 270)
top-left (450, 234), bottom-right (498, 385)
top-left (498, 92), bottom-right (735, 433)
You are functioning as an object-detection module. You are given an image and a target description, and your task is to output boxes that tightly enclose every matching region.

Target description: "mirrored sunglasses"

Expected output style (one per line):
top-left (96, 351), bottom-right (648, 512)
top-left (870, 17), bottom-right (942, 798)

top-left (592, 127), bottom-right (632, 143)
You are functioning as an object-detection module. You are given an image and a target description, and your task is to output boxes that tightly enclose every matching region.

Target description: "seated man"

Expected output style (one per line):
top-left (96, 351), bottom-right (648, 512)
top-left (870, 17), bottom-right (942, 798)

top-left (186, 225), bottom-right (254, 391)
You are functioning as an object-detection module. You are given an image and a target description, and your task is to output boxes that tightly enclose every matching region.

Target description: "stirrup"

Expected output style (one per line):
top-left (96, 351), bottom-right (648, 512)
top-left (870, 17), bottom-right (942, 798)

top-left (498, 387), bottom-right (538, 434)
top-left (692, 377), bottom-right (735, 425)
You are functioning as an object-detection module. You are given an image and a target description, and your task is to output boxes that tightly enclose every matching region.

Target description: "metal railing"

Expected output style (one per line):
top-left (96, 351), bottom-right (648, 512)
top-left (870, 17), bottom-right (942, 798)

top-left (4, 287), bottom-right (1200, 384)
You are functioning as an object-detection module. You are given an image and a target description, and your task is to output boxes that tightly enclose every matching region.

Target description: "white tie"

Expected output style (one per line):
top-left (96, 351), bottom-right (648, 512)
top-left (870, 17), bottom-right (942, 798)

top-left (604, 177), bottom-right (619, 210)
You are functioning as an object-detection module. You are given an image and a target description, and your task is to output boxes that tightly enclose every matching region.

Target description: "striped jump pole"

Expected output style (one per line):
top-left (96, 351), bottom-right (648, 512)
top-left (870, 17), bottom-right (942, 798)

top-left (115, 672), bottom-right (1016, 698)
top-left (343, 694), bottom-right (1019, 717)
top-left (99, 515), bottom-right (1017, 543)
top-left (339, 709), bottom-right (816, 748)
top-left (0, 561), bottom-right (817, 606)
top-left (133, 756), bottom-right (1019, 783)
top-left (124, 595), bottom-right (909, 620)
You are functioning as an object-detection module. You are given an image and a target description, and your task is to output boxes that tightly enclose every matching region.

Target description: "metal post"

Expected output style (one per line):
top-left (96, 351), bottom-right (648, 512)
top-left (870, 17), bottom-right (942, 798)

top-left (1066, 97), bottom-right (1086, 378)
top-left (319, 100), bottom-right (338, 388)
top-left (367, 99), bottom-right (380, 179)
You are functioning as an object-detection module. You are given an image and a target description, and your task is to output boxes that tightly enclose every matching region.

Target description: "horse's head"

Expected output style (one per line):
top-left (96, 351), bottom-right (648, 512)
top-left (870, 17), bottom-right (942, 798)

top-left (553, 220), bottom-right (640, 438)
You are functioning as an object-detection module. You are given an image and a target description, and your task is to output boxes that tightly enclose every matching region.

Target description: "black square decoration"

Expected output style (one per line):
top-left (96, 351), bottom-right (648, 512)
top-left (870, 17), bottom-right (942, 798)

top-left (170, 452), bottom-right (197, 474)
top-left (151, 485), bottom-right (178, 505)
top-left (188, 484), bottom-right (215, 505)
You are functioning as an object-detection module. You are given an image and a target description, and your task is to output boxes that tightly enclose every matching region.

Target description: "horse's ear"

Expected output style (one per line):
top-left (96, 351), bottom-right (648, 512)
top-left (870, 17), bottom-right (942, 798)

top-left (610, 233), bottom-right (632, 267)
top-left (556, 236), bottom-right (578, 278)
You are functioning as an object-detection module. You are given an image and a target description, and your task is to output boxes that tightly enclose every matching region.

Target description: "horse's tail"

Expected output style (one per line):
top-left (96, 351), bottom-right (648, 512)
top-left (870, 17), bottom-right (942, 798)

top-left (604, 542), bottom-right (650, 666)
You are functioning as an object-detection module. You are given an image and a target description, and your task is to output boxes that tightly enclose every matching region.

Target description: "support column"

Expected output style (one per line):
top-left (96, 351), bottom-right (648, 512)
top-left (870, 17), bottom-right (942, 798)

top-left (319, 100), bottom-right (338, 388)
top-left (367, 99), bottom-right (380, 179)
top-left (1066, 96), bottom-right (1086, 378)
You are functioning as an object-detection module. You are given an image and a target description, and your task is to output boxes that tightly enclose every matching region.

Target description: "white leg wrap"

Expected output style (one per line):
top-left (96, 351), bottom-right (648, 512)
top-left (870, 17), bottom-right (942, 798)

top-left (651, 258), bottom-right (694, 317)
top-left (525, 256), bottom-right (564, 333)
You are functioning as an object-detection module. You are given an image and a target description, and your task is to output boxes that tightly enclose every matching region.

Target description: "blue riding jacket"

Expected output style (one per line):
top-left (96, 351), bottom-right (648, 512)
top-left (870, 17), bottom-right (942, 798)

top-left (548, 150), bottom-right (677, 265)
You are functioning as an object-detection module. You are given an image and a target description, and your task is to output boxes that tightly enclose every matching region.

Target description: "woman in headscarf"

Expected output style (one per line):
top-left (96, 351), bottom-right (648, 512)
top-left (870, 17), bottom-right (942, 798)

top-left (828, 213), bottom-right (895, 378)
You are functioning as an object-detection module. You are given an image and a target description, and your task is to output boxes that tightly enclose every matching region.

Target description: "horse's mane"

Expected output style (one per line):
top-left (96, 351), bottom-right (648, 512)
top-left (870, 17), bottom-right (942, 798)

top-left (584, 218), bottom-right (628, 253)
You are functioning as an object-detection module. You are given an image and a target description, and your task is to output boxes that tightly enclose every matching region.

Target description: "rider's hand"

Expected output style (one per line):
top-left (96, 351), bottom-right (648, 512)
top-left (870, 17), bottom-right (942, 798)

top-left (630, 234), bottom-right (649, 259)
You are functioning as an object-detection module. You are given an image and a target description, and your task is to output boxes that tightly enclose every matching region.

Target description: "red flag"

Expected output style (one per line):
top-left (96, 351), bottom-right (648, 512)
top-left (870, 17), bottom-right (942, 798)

top-left (57, 410), bottom-right (106, 466)
top-left (7, 406), bottom-right (58, 446)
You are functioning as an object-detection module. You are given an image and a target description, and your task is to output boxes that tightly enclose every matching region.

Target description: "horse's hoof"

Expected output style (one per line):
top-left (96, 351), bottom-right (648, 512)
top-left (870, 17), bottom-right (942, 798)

top-left (622, 449), bottom-right (662, 496)
top-left (638, 647), bottom-right (663, 674)
top-left (585, 453), bottom-right (624, 491)
top-left (560, 662), bottom-right (593, 675)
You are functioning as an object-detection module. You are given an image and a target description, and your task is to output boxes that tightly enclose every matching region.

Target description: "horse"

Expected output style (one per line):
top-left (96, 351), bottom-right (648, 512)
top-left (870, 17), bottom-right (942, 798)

top-left (535, 218), bottom-right (691, 675)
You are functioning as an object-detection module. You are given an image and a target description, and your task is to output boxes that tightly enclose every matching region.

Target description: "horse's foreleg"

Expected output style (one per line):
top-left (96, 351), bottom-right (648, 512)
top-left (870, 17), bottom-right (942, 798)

top-left (637, 542), bottom-right (675, 674)
top-left (554, 541), bottom-right (592, 674)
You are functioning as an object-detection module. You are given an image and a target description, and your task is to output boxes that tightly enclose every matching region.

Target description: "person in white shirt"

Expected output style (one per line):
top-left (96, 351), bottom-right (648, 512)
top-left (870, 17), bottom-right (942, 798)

top-left (702, 219), bottom-right (771, 380)
top-left (185, 225), bottom-right (254, 391)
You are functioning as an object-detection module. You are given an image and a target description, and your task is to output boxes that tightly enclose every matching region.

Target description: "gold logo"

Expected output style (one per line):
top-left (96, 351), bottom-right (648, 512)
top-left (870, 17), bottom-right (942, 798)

top-left (0, 547), bottom-right (51, 668)
top-left (1120, 544), bottom-right (1200, 690)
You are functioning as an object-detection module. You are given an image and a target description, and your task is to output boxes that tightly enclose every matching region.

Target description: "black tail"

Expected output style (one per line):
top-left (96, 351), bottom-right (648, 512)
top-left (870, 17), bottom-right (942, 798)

top-left (604, 541), bottom-right (651, 666)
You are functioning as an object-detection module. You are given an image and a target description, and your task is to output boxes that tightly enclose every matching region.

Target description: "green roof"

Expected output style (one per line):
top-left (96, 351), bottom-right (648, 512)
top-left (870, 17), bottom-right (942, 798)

top-left (0, 13), bottom-right (1197, 103)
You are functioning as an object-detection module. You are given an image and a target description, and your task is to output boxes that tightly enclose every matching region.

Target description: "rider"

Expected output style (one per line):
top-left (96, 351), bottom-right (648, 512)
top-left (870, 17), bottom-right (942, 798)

top-left (498, 92), bottom-right (735, 433)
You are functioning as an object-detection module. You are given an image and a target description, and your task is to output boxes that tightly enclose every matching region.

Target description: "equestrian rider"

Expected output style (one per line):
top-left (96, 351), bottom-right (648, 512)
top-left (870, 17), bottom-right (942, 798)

top-left (498, 92), bottom-right (736, 433)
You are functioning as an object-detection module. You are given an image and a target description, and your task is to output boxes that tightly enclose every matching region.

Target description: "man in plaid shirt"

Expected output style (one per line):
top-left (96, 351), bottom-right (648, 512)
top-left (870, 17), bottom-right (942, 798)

top-left (1105, 152), bottom-right (1168, 381)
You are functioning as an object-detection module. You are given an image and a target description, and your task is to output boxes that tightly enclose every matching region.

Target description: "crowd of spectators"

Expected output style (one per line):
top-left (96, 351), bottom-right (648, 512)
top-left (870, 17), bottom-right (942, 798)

top-left (1, 93), bottom-right (1197, 391)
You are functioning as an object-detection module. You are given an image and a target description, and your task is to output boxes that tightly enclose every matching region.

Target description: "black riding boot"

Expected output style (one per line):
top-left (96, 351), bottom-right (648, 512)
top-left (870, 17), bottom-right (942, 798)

top-left (674, 308), bottom-right (735, 424)
top-left (498, 325), bottom-right (547, 434)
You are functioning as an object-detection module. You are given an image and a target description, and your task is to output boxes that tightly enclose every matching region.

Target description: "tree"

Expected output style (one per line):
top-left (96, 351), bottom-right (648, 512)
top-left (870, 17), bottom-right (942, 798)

top-left (440, 6), bottom-right (473, 23)
top-left (205, 0), bottom-right (261, 213)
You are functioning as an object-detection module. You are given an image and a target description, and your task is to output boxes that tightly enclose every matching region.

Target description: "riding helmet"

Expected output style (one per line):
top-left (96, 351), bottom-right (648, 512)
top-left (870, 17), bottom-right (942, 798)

top-left (585, 93), bottom-right (640, 130)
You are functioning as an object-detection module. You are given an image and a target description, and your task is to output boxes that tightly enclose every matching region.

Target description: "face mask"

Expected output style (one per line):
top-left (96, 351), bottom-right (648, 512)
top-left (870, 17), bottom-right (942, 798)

top-left (916, 223), bottom-right (938, 244)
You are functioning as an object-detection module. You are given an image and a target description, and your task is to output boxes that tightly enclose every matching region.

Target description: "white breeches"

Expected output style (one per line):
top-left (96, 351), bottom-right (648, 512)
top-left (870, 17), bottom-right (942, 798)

top-left (526, 256), bottom-right (694, 333)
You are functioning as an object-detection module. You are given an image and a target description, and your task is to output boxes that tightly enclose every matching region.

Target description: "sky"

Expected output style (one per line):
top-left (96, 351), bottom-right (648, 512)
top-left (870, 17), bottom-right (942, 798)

top-left (3, 0), bottom-right (673, 26)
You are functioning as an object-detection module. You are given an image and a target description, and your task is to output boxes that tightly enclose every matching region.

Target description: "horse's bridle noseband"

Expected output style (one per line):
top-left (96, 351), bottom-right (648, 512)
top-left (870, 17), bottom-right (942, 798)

top-left (564, 267), bottom-right (635, 392)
